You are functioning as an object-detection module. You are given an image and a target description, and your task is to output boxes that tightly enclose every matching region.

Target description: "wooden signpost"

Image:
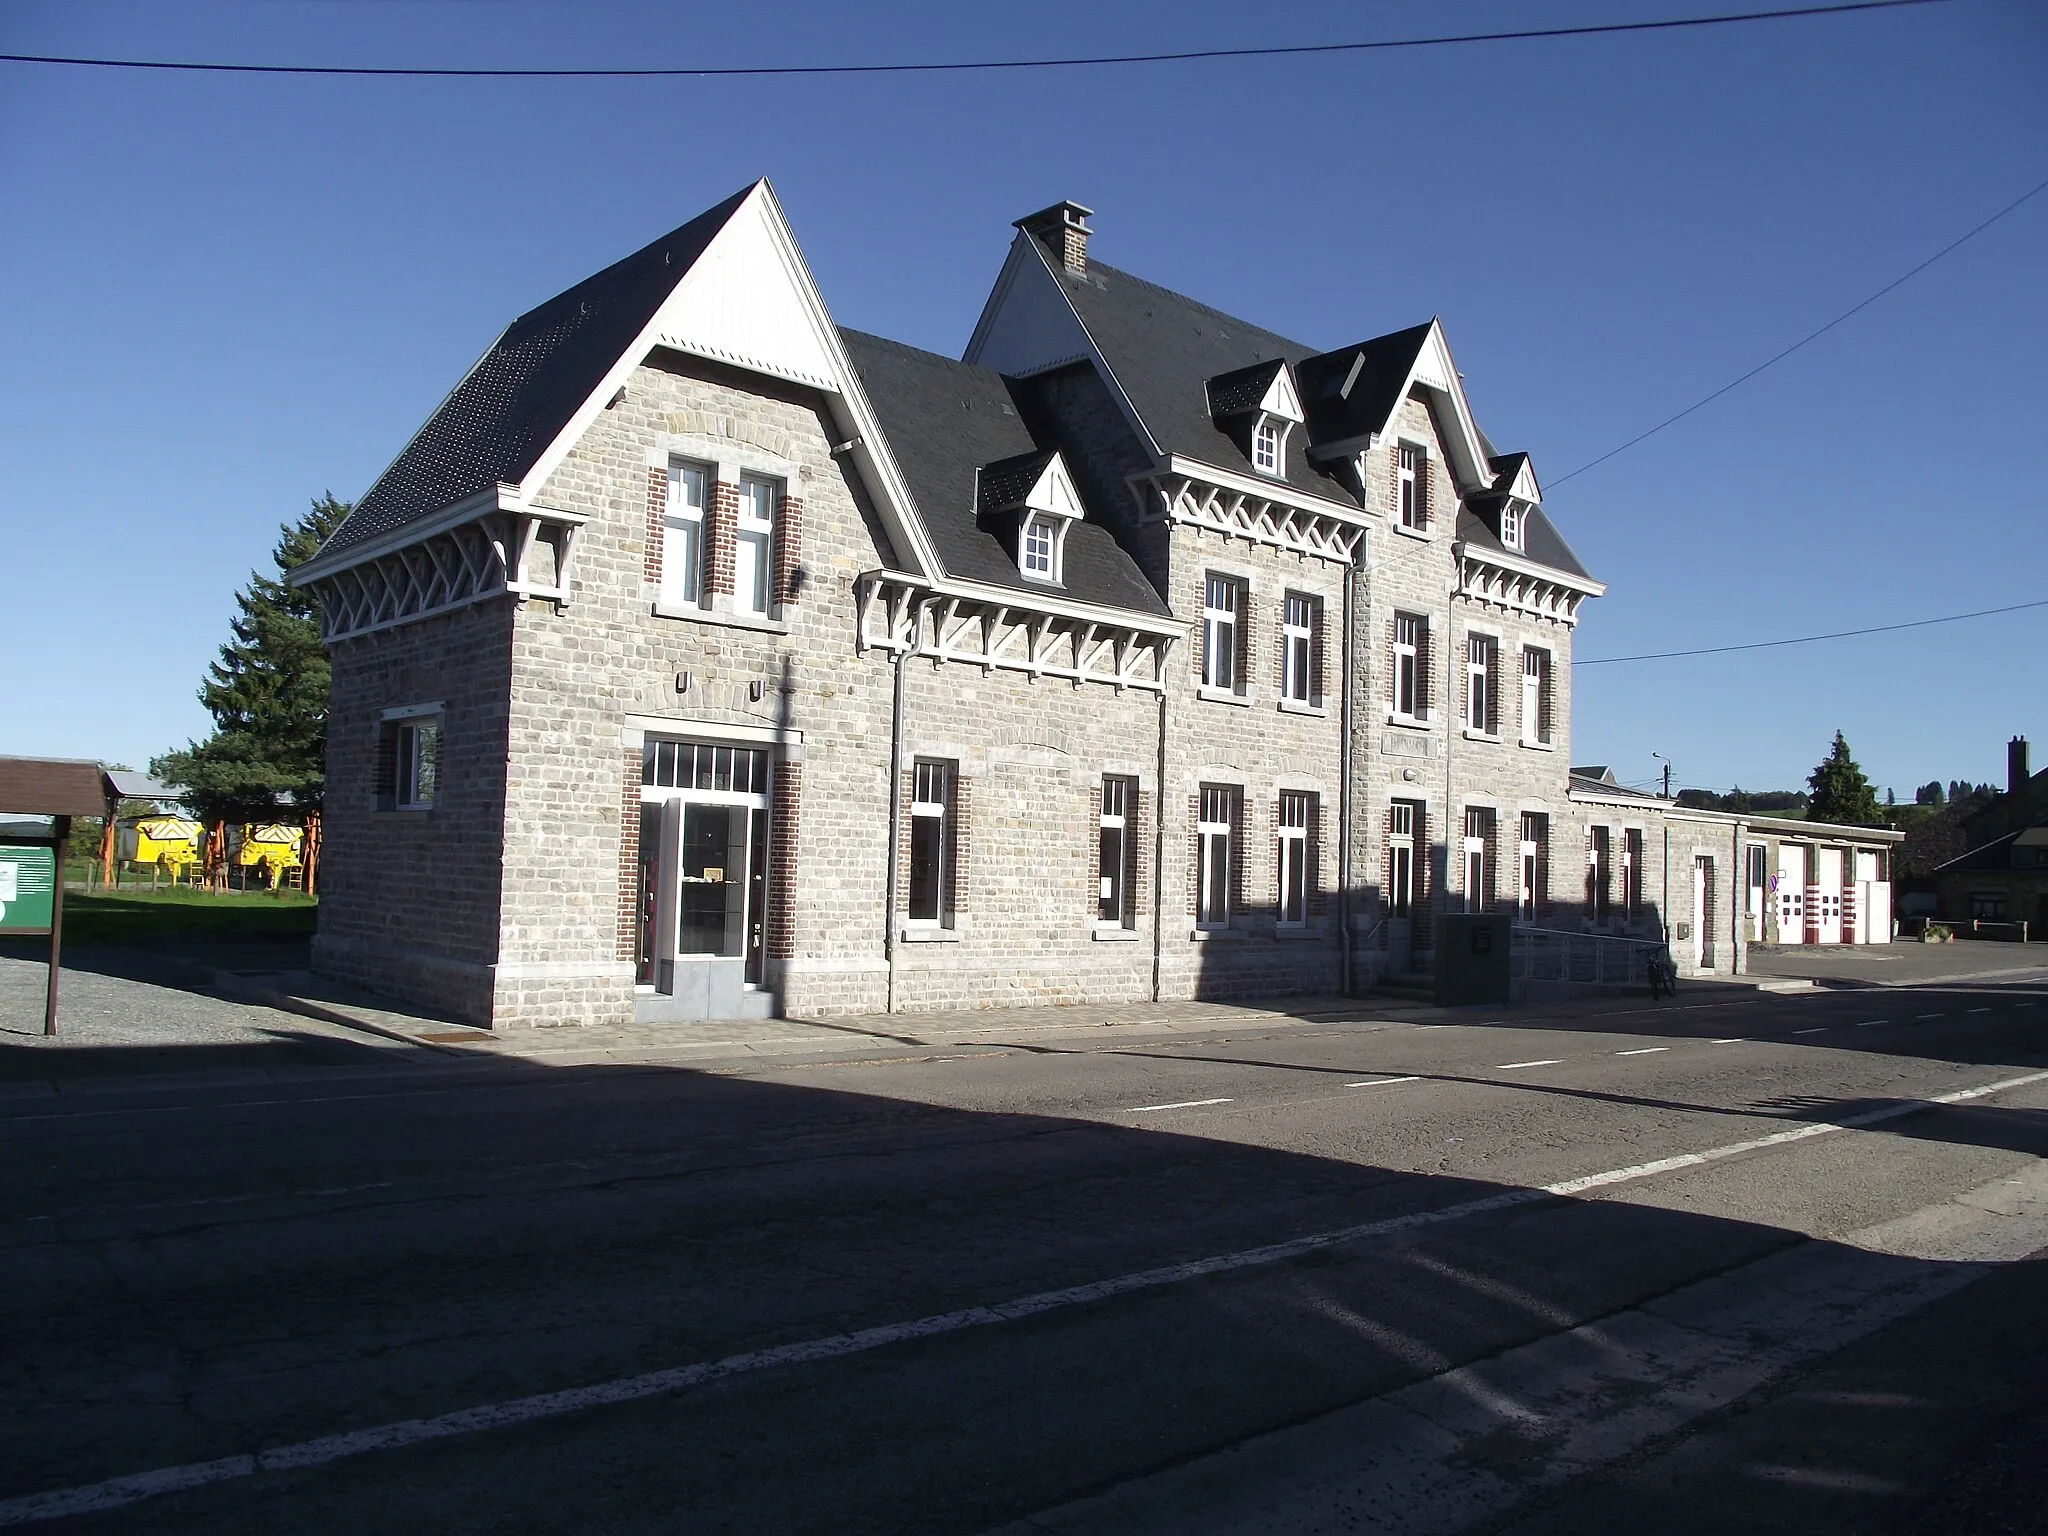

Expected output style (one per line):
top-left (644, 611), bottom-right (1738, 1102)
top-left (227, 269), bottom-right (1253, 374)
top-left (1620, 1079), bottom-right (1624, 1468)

top-left (0, 758), bottom-right (106, 1036)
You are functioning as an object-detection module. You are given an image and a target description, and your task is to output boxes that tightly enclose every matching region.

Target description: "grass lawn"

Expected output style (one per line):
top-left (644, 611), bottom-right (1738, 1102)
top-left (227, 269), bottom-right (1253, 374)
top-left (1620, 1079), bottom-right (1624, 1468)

top-left (58, 888), bottom-right (318, 946)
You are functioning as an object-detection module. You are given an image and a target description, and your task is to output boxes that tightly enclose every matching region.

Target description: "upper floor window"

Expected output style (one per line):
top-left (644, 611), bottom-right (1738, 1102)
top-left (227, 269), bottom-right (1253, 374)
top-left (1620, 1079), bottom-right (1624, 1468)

top-left (1392, 612), bottom-right (1427, 721)
top-left (1466, 633), bottom-right (1498, 735)
top-left (1398, 443), bottom-right (1429, 531)
top-left (1281, 593), bottom-right (1317, 705)
top-left (1500, 503), bottom-right (1525, 552)
top-left (1252, 418), bottom-right (1281, 475)
top-left (734, 475), bottom-right (778, 619)
top-left (1202, 574), bottom-right (1243, 694)
top-left (662, 459), bottom-right (709, 608)
top-left (1022, 513), bottom-right (1058, 581)
top-left (1521, 648), bottom-right (1553, 745)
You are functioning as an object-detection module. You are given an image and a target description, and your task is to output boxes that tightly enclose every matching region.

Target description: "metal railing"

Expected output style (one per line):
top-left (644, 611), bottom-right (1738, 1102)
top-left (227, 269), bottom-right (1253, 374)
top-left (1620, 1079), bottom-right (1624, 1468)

top-left (1511, 926), bottom-right (1667, 986)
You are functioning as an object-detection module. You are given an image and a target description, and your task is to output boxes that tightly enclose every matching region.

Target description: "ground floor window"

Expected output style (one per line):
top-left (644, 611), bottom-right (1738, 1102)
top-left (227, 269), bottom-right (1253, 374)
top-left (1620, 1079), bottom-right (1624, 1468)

top-left (1388, 800), bottom-right (1419, 919)
top-left (1099, 775), bottom-right (1137, 926)
top-left (909, 760), bottom-right (955, 925)
top-left (1463, 807), bottom-right (1495, 913)
top-left (1970, 891), bottom-right (2009, 919)
top-left (1276, 790), bottom-right (1312, 927)
top-left (1519, 812), bottom-right (1547, 921)
top-left (1197, 784), bottom-right (1237, 929)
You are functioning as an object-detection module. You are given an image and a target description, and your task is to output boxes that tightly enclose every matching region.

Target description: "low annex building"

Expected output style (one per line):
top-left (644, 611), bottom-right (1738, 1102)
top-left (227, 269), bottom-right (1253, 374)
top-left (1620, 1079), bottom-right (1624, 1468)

top-left (294, 182), bottom-right (1891, 1029)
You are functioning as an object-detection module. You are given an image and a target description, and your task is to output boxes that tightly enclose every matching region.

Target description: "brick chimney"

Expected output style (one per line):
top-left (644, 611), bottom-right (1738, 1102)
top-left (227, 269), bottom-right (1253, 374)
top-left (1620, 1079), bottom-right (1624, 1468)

top-left (2011, 735), bottom-right (2030, 803)
top-left (1015, 200), bottom-right (1093, 275)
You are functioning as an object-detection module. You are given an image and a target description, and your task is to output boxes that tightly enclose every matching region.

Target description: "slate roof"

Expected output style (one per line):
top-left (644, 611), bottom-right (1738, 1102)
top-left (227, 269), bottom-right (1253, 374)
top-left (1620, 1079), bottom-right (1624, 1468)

top-left (1205, 358), bottom-right (1288, 419)
top-left (974, 449), bottom-right (1056, 514)
top-left (1047, 258), bottom-right (1355, 503)
top-left (839, 330), bottom-right (1167, 615)
top-left (1293, 323), bottom-right (1435, 448)
top-left (1456, 504), bottom-right (1595, 581)
top-left (319, 185), bottom-right (754, 559)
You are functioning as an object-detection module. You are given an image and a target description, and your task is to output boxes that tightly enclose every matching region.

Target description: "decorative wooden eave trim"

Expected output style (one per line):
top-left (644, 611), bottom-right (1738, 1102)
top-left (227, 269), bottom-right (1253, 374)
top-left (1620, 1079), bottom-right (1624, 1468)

top-left (855, 570), bottom-right (1178, 693)
top-left (298, 489), bottom-right (588, 645)
top-left (1453, 543), bottom-right (1606, 627)
top-left (1140, 457), bottom-right (1371, 565)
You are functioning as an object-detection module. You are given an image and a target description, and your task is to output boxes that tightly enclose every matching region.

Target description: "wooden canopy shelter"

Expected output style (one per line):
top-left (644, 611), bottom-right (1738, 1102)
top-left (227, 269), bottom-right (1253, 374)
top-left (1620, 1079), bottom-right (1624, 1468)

top-left (0, 756), bottom-right (104, 1035)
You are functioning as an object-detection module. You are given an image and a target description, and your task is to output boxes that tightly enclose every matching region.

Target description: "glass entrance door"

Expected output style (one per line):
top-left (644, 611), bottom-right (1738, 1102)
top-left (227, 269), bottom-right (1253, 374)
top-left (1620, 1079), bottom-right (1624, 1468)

top-left (637, 740), bottom-right (773, 1005)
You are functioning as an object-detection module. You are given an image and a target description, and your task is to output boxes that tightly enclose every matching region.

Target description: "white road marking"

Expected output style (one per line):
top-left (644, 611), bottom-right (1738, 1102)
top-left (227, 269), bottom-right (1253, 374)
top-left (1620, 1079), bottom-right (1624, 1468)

top-left (1347, 1076), bottom-right (1422, 1088)
top-left (1711, 1038), bottom-right (1746, 1045)
top-left (1792, 1028), bottom-right (1827, 1035)
top-left (1495, 1059), bottom-right (1563, 1070)
top-left (1916, 1013), bottom-right (1945, 1021)
top-left (1125, 1098), bottom-right (1232, 1113)
top-left (1613, 1047), bottom-right (1668, 1057)
top-left (11, 1067), bottom-right (2048, 1529)
top-left (1854, 1020), bottom-right (1890, 1027)
top-left (1966, 1008), bottom-right (1993, 1014)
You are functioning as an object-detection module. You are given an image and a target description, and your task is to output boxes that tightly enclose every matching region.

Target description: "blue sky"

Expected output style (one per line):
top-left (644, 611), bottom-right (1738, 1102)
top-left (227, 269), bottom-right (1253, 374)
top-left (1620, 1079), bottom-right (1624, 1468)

top-left (2, 0), bottom-right (2042, 800)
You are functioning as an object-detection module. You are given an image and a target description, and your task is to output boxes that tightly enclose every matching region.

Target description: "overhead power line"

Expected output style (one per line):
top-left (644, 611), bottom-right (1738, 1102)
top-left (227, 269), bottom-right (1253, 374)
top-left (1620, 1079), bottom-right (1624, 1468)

top-left (1575, 597), bottom-right (2048, 666)
top-left (0, 0), bottom-right (1947, 78)
top-left (1551, 171), bottom-right (2048, 488)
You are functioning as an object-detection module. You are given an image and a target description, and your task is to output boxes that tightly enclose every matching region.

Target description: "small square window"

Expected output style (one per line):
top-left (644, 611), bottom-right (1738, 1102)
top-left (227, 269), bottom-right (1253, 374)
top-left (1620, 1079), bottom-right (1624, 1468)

top-left (1022, 514), bottom-right (1058, 581)
top-left (1252, 418), bottom-right (1281, 475)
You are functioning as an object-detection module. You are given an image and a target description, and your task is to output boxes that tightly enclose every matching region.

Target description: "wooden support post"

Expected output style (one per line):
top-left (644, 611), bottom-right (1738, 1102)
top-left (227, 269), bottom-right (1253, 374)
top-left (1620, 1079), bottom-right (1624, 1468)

top-left (45, 816), bottom-right (68, 1037)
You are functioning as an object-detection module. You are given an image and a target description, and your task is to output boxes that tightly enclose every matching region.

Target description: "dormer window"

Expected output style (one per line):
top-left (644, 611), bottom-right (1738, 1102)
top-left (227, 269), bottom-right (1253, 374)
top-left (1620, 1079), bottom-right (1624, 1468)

top-left (1500, 503), bottom-right (1525, 552)
top-left (1253, 418), bottom-right (1281, 475)
top-left (978, 449), bottom-right (1084, 588)
top-left (1022, 514), bottom-right (1058, 580)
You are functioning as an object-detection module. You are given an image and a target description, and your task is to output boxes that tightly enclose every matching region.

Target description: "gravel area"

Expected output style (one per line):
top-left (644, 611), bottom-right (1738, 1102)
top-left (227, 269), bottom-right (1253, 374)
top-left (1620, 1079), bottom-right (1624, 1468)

top-left (0, 951), bottom-right (411, 1078)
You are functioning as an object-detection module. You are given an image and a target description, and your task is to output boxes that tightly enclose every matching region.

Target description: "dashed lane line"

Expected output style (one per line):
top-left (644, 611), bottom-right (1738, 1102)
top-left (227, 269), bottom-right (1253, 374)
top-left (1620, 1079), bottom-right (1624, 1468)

top-left (1613, 1047), bottom-right (1669, 1057)
top-left (1496, 1059), bottom-right (1564, 1071)
top-left (14, 1065), bottom-right (2048, 1530)
top-left (1347, 1077), bottom-right (1422, 1088)
top-left (1792, 1027), bottom-right (1828, 1035)
top-left (1125, 1098), bottom-right (1233, 1113)
top-left (1916, 1013), bottom-right (1946, 1021)
top-left (1967, 1007), bottom-right (1993, 1014)
top-left (1854, 1020), bottom-right (1890, 1027)
top-left (1711, 1038), bottom-right (1747, 1045)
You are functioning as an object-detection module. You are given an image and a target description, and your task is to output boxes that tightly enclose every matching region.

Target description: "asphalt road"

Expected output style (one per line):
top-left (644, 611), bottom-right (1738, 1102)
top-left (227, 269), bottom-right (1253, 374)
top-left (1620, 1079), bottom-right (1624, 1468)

top-left (3, 965), bottom-right (2046, 1533)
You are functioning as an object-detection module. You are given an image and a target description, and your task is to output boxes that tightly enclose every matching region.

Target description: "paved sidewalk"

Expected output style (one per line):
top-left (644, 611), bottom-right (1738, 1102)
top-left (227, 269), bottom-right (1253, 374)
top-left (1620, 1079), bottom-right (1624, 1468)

top-left (1746, 940), bottom-right (2047, 990)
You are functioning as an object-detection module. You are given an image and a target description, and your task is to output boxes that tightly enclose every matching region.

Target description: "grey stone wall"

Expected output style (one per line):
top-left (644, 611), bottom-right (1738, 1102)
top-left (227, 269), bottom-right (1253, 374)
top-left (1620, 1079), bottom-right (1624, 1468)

top-left (313, 601), bottom-right (515, 1024)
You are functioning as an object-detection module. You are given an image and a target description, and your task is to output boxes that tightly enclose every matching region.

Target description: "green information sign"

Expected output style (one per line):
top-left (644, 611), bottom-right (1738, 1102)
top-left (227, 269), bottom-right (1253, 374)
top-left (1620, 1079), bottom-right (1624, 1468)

top-left (0, 845), bottom-right (57, 933)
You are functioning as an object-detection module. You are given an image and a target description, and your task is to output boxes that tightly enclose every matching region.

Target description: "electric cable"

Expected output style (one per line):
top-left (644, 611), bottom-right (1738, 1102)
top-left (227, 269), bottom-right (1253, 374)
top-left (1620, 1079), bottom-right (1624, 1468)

top-left (1575, 596), bottom-right (2048, 666)
top-left (0, 0), bottom-right (1947, 79)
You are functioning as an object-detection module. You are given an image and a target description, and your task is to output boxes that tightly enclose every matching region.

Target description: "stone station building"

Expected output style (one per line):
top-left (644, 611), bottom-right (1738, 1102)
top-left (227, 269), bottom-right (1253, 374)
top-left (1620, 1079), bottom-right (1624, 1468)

top-left (294, 181), bottom-right (1894, 1030)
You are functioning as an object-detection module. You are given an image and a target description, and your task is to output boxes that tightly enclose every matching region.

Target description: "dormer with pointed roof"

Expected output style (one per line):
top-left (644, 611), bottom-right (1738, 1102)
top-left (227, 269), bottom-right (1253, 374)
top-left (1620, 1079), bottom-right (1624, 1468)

top-left (1206, 358), bottom-right (1303, 480)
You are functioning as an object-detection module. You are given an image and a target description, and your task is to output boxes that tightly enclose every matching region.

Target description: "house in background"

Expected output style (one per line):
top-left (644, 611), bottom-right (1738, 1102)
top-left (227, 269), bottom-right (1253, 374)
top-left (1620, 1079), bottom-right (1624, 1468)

top-left (1935, 736), bottom-right (2047, 936)
top-left (292, 181), bottom-right (1894, 1030)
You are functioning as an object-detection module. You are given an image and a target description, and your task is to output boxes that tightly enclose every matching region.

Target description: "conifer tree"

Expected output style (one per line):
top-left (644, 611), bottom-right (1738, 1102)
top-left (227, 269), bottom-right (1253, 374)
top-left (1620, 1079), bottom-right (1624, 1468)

top-left (1806, 731), bottom-right (1883, 827)
top-left (154, 495), bottom-right (348, 821)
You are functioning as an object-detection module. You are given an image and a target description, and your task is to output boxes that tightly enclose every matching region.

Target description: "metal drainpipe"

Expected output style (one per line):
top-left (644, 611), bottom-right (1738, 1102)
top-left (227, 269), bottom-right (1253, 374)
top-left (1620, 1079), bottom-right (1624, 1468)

top-left (884, 618), bottom-right (910, 1014)
top-left (1441, 564), bottom-right (1457, 944)
top-left (1151, 655), bottom-right (1170, 1004)
top-left (1337, 544), bottom-right (1360, 996)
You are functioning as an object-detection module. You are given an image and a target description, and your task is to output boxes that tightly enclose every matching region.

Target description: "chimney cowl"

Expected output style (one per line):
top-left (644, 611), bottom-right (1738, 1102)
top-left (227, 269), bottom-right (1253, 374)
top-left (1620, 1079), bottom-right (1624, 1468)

top-left (1015, 200), bottom-right (1093, 275)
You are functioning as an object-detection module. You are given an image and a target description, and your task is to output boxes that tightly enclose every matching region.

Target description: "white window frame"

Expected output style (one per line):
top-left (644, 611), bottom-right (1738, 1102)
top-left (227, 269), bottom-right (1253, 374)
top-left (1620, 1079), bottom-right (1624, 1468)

top-left (1398, 442), bottom-right (1428, 532)
top-left (662, 459), bottom-right (710, 608)
top-left (1518, 813), bottom-right (1543, 921)
top-left (1021, 513), bottom-right (1059, 583)
top-left (907, 759), bottom-right (953, 927)
top-left (394, 717), bottom-right (440, 811)
top-left (1276, 790), bottom-right (1312, 928)
top-left (1466, 633), bottom-right (1496, 735)
top-left (1388, 801), bottom-right (1416, 919)
top-left (1098, 775), bottom-right (1136, 928)
top-left (1463, 807), bottom-right (1491, 913)
top-left (1500, 502), bottom-right (1524, 552)
top-left (1202, 574), bottom-right (1242, 694)
top-left (1252, 417), bottom-right (1281, 476)
top-left (1589, 826), bottom-right (1612, 920)
top-left (1281, 593), bottom-right (1315, 705)
top-left (1623, 827), bottom-right (1643, 920)
top-left (1197, 784), bottom-right (1236, 930)
top-left (1521, 648), bottom-right (1551, 746)
top-left (1392, 612), bottom-right (1425, 722)
top-left (733, 474), bottom-right (778, 619)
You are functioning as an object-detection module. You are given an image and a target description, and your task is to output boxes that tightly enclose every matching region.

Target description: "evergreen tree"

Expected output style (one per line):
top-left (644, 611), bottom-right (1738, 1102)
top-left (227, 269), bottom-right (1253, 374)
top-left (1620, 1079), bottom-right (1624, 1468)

top-left (154, 495), bottom-right (348, 821)
top-left (1916, 781), bottom-right (1944, 806)
top-left (1807, 731), bottom-right (1883, 827)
